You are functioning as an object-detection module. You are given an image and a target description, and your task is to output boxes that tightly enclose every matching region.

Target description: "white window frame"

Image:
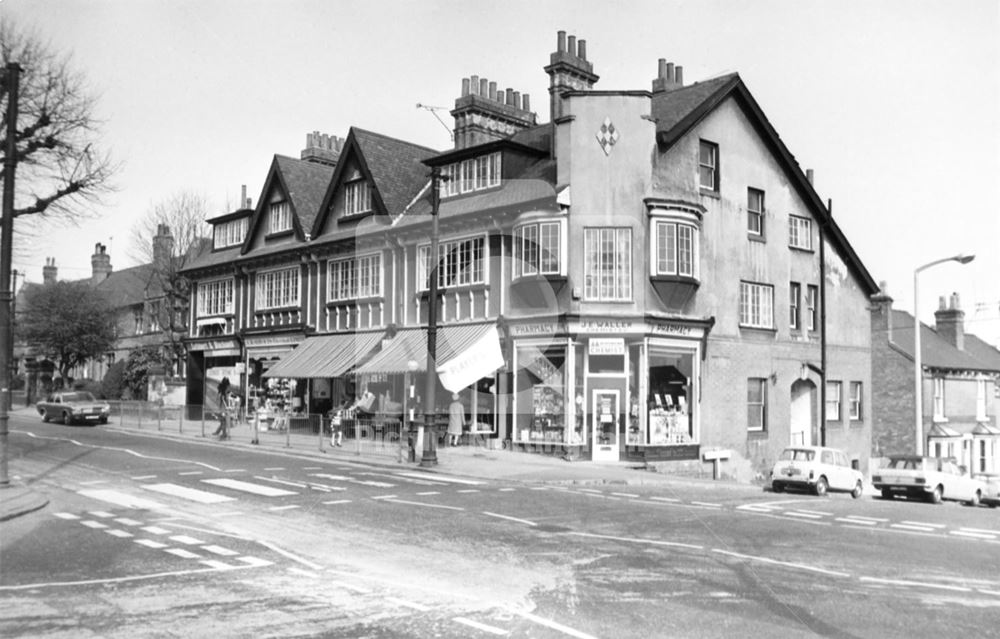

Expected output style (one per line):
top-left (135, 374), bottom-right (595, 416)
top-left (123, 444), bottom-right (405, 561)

top-left (790, 282), bottom-right (801, 330)
top-left (197, 278), bottom-right (235, 317)
top-left (344, 180), bottom-right (372, 216)
top-left (416, 234), bottom-right (488, 291)
top-left (933, 377), bottom-right (945, 421)
top-left (514, 220), bottom-right (564, 277)
top-left (699, 140), bottom-right (718, 191)
top-left (747, 377), bottom-right (767, 432)
top-left (213, 218), bottom-right (248, 249)
top-left (806, 284), bottom-right (818, 331)
top-left (826, 381), bottom-right (842, 422)
top-left (584, 227), bottom-right (632, 301)
top-left (739, 281), bottom-right (774, 329)
top-left (256, 267), bottom-right (300, 310)
top-left (442, 152), bottom-right (501, 197)
top-left (747, 188), bottom-right (764, 236)
top-left (789, 215), bottom-right (813, 250)
top-left (328, 253), bottom-right (382, 301)
top-left (652, 220), bottom-right (698, 278)
top-left (269, 201), bottom-right (292, 234)
top-left (976, 378), bottom-right (988, 422)
top-left (849, 381), bottom-right (862, 421)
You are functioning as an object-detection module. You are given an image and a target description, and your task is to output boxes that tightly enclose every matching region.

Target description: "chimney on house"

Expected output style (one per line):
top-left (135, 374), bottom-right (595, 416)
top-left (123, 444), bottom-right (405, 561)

top-left (91, 244), bottom-right (112, 284)
top-left (870, 281), bottom-right (894, 341)
top-left (300, 131), bottom-right (343, 166)
top-left (42, 257), bottom-right (58, 284)
top-left (934, 292), bottom-right (965, 351)
top-left (651, 58), bottom-right (685, 93)
top-left (152, 224), bottom-right (174, 270)
top-left (450, 73), bottom-right (537, 149)
top-left (545, 30), bottom-right (600, 122)
top-left (240, 184), bottom-right (253, 210)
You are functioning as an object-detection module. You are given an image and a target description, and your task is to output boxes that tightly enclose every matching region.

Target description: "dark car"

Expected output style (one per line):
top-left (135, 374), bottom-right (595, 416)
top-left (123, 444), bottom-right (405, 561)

top-left (37, 391), bottom-right (111, 425)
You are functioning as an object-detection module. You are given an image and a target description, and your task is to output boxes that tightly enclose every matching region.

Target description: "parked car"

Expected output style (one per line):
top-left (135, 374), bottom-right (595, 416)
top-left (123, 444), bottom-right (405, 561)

top-left (978, 473), bottom-right (1000, 508)
top-left (770, 446), bottom-right (864, 498)
top-left (37, 391), bottom-right (111, 425)
top-left (872, 456), bottom-right (984, 505)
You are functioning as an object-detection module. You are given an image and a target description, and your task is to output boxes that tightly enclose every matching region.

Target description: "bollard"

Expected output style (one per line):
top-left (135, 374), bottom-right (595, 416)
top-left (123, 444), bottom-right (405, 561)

top-left (318, 414), bottom-right (325, 453)
top-left (178, 406), bottom-right (183, 434)
top-left (201, 407), bottom-right (206, 438)
top-left (251, 410), bottom-right (259, 445)
top-left (137, 402), bottom-right (142, 429)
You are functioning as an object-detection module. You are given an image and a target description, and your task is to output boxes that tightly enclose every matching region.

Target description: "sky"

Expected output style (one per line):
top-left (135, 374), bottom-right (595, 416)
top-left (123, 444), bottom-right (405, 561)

top-left (3, 0), bottom-right (999, 345)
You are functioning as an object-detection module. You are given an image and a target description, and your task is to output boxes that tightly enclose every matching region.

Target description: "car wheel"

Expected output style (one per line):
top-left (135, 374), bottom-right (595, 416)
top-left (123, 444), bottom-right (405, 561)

top-left (968, 490), bottom-right (981, 507)
top-left (62, 411), bottom-right (72, 425)
top-left (99, 417), bottom-right (108, 425)
top-left (851, 480), bottom-right (863, 499)
top-left (881, 488), bottom-right (894, 500)
top-left (41, 410), bottom-right (50, 423)
top-left (772, 482), bottom-right (785, 493)
top-left (814, 477), bottom-right (828, 497)
top-left (929, 485), bottom-right (943, 504)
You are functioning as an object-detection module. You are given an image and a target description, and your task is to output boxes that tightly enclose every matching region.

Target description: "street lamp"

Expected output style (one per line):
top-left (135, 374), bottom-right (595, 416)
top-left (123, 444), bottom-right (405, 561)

top-left (420, 166), bottom-right (445, 467)
top-left (913, 253), bottom-right (975, 455)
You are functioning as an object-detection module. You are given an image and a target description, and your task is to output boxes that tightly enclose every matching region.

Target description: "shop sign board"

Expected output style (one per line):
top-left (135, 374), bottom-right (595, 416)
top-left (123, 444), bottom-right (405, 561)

top-left (567, 318), bottom-right (705, 339)
top-left (589, 338), bottom-right (625, 356)
top-left (244, 334), bottom-right (301, 349)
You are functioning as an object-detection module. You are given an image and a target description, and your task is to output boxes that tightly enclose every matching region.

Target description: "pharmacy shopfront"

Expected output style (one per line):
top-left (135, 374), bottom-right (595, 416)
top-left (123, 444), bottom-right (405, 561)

top-left (510, 317), bottom-right (710, 462)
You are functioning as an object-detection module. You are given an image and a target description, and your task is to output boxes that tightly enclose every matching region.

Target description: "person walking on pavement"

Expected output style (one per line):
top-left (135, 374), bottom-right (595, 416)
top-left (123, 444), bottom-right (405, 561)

top-left (212, 377), bottom-right (231, 439)
top-left (448, 392), bottom-right (465, 447)
top-left (330, 399), bottom-right (346, 447)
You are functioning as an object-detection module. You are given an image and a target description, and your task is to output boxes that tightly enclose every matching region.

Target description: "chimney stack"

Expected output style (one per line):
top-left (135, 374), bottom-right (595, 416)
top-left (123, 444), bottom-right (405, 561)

top-left (545, 30), bottom-right (600, 122)
top-left (451, 74), bottom-right (537, 149)
top-left (870, 281), bottom-right (894, 341)
top-left (90, 244), bottom-right (112, 284)
top-left (652, 58), bottom-right (685, 93)
top-left (300, 131), bottom-right (343, 166)
top-left (152, 224), bottom-right (174, 271)
top-left (42, 257), bottom-right (58, 284)
top-left (934, 292), bottom-right (966, 351)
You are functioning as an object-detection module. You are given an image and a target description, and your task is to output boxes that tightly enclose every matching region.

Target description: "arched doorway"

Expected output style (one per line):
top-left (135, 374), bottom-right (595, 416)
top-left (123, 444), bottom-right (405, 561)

top-left (790, 379), bottom-right (816, 446)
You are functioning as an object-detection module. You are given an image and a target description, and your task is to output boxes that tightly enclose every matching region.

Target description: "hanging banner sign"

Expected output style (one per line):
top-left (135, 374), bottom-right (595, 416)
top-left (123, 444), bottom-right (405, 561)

top-left (588, 338), bottom-right (625, 355)
top-left (437, 325), bottom-right (505, 393)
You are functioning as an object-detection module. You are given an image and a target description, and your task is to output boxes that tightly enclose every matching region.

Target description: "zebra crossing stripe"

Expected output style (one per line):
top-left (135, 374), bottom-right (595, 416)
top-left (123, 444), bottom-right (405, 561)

top-left (201, 478), bottom-right (297, 497)
top-left (169, 535), bottom-right (205, 545)
top-left (201, 545), bottom-right (239, 557)
top-left (142, 483), bottom-right (234, 504)
top-left (54, 512), bottom-right (80, 520)
top-left (164, 548), bottom-right (202, 559)
top-left (200, 560), bottom-right (237, 570)
top-left (134, 539), bottom-right (167, 549)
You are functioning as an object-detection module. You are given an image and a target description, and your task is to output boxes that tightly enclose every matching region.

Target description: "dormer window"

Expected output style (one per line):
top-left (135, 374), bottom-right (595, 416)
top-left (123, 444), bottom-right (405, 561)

top-left (213, 218), bottom-right (248, 249)
top-left (269, 201), bottom-right (292, 234)
top-left (344, 180), bottom-right (371, 216)
top-left (442, 152), bottom-right (501, 197)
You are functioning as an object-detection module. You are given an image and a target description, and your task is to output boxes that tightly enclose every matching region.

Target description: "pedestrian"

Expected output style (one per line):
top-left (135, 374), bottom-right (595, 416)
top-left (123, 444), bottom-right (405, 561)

top-left (330, 399), bottom-right (346, 447)
top-left (448, 392), bottom-right (464, 446)
top-left (212, 377), bottom-right (231, 438)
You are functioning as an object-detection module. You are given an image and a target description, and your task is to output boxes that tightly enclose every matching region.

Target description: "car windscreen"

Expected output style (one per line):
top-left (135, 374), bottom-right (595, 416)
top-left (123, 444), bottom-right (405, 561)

top-left (62, 392), bottom-right (96, 402)
top-left (779, 449), bottom-right (815, 461)
top-left (887, 458), bottom-right (922, 470)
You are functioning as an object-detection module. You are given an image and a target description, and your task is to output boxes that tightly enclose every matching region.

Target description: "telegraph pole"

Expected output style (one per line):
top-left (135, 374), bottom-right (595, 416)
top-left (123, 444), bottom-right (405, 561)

top-left (0, 62), bottom-right (22, 487)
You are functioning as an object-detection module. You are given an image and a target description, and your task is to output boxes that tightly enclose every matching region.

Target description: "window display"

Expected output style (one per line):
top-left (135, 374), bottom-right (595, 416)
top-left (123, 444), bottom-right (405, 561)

top-left (647, 349), bottom-right (694, 445)
top-left (515, 344), bottom-right (567, 444)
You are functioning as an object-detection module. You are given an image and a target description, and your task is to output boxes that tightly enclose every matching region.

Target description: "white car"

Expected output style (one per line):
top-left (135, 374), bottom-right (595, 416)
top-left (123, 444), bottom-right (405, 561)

top-left (770, 446), bottom-right (864, 498)
top-left (872, 456), bottom-right (984, 506)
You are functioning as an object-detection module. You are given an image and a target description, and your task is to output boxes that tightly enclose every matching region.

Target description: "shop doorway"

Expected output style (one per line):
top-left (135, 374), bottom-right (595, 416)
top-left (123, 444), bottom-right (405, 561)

top-left (592, 389), bottom-right (621, 462)
top-left (790, 380), bottom-right (815, 446)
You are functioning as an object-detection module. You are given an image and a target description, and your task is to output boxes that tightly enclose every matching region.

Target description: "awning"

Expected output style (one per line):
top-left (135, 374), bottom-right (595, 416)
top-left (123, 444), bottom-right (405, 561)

top-left (263, 331), bottom-right (385, 379)
top-left (355, 323), bottom-right (504, 389)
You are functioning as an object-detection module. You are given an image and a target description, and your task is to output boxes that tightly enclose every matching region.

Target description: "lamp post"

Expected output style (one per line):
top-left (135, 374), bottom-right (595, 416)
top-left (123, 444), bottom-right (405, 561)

top-left (913, 254), bottom-right (975, 455)
top-left (420, 166), bottom-right (444, 467)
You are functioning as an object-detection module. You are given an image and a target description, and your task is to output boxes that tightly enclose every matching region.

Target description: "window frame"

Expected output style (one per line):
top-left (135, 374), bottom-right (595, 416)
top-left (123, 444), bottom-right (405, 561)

top-left (849, 381), bottom-right (863, 421)
top-left (652, 219), bottom-right (699, 278)
top-left (255, 266), bottom-right (300, 311)
top-left (344, 179), bottom-right (372, 217)
top-left (698, 140), bottom-right (719, 192)
top-left (513, 219), bottom-right (564, 278)
top-left (442, 152), bottom-right (502, 198)
top-left (747, 187), bottom-right (765, 237)
top-left (826, 380), bottom-right (842, 422)
top-left (789, 215), bottom-right (813, 251)
top-left (197, 278), bottom-right (235, 317)
top-left (789, 282), bottom-right (801, 330)
top-left (933, 377), bottom-right (945, 420)
top-left (747, 377), bottom-right (767, 432)
top-left (328, 252), bottom-right (383, 302)
top-left (583, 227), bottom-right (632, 302)
top-left (739, 281), bottom-right (774, 329)
top-left (416, 233), bottom-right (489, 291)
top-left (269, 201), bottom-right (292, 235)
top-left (806, 284), bottom-right (819, 332)
top-left (213, 218), bottom-right (248, 249)
top-left (976, 378), bottom-right (988, 422)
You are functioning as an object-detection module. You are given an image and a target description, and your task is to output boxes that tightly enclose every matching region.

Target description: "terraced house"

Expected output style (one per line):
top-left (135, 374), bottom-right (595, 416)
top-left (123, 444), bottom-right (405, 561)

top-left (181, 31), bottom-right (879, 479)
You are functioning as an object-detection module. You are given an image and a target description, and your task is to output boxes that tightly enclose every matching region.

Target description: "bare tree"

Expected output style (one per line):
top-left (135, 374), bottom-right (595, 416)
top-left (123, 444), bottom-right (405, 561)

top-left (129, 190), bottom-right (213, 376)
top-left (1, 18), bottom-right (116, 227)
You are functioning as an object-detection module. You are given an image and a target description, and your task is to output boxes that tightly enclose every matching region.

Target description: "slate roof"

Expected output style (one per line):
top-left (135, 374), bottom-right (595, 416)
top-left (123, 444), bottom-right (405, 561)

top-left (888, 309), bottom-right (1000, 373)
top-left (273, 155), bottom-right (335, 233)
top-left (353, 128), bottom-right (438, 217)
top-left (95, 264), bottom-right (159, 307)
top-left (652, 73), bottom-right (740, 142)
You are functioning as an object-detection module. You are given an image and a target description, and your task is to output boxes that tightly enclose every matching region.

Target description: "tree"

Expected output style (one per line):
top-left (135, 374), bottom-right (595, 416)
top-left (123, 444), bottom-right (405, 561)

top-left (122, 345), bottom-right (172, 401)
top-left (129, 191), bottom-right (212, 376)
top-left (1, 18), bottom-right (116, 235)
top-left (16, 280), bottom-right (116, 385)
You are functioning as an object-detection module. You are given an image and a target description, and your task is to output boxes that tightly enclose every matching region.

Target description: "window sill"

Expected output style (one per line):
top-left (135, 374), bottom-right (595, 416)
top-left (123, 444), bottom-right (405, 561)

top-left (338, 211), bottom-right (374, 223)
top-left (739, 325), bottom-right (778, 335)
top-left (255, 305), bottom-right (300, 314)
top-left (748, 234), bottom-right (766, 243)
top-left (327, 296), bottom-right (384, 306)
top-left (265, 229), bottom-right (294, 240)
top-left (699, 188), bottom-right (720, 200)
top-left (747, 430), bottom-right (768, 440)
top-left (789, 245), bottom-right (815, 254)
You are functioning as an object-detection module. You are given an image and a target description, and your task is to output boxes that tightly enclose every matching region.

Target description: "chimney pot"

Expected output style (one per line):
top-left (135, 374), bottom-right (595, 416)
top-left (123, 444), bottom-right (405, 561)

top-left (939, 295), bottom-right (947, 310)
top-left (666, 62), bottom-right (675, 82)
top-left (505, 88), bottom-right (514, 105)
top-left (658, 59), bottom-right (667, 79)
top-left (675, 65), bottom-right (683, 85)
top-left (470, 75), bottom-right (480, 95)
top-left (461, 77), bottom-right (470, 97)
top-left (557, 30), bottom-right (566, 52)
top-left (806, 169), bottom-right (814, 184)
top-left (513, 90), bottom-right (521, 110)
top-left (488, 81), bottom-right (497, 100)
top-left (578, 39), bottom-right (587, 60)
top-left (522, 94), bottom-right (530, 112)
top-left (950, 292), bottom-right (961, 310)
top-left (568, 35), bottom-right (576, 57)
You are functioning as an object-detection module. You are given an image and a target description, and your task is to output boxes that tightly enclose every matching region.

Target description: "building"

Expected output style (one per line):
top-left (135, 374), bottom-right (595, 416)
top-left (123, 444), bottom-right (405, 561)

top-left (871, 290), bottom-right (1000, 473)
top-left (182, 31), bottom-right (879, 478)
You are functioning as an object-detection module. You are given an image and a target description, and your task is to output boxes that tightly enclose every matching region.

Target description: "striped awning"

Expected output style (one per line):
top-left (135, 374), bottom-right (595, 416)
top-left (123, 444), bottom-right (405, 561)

top-left (355, 323), bottom-right (502, 378)
top-left (263, 331), bottom-right (384, 379)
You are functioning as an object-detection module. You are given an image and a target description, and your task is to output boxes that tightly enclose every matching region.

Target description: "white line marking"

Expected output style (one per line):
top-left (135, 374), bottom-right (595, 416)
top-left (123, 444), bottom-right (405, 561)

top-left (81, 520), bottom-right (107, 529)
top-left (393, 472), bottom-right (484, 485)
top-left (690, 501), bottom-right (722, 508)
top-left (53, 512), bottom-right (79, 520)
top-left (0, 565), bottom-right (252, 591)
top-left (132, 475), bottom-right (157, 480)
top-left (169, 535), bottom-right (205, 545)
top-left (507, 609), bottom-right (599, 639)
top-left (499, 488), bottom-right (516, 492)
top-left (384, 499), bottom-right (464, 511)
top-left (253, 476), bottom-right (308, 489)
top-left (836, 517), bottom-right (876, 525)
top-left (569, 531), bottom-right (703, 550)
top-left (114, 518), bottom-right (143, 526)
top-left (901, 520), bottom-right (945, 529)
top-left (860, 576), bottom-right (971, 592)
top-left (201, 545), bottom-right (239, 556)
top-left (203, 478), bottom-right (298, 497)
top-left (235, 556), bottom-right (273, 567)
top-left (456, 489), bottom-right (480, 493)
top-left (386, 596), bottom-right (430, 611)
top-left (371, 494), bottom-right (398, 500)
top-left (611, 492), bottom-right (639, 499)
top-left (178, 471), bottom-right (203, 476)
top-left (785, 511), bottom-right (823, 519)
top-left (134, 539), bottom-right (167, 549)
top-left (310, 473), bottom-right (395, 488)
top-left (142, 526), bottom-right (171, 535)
top-left (200, 560), bottom-right (236, 570)
top-left (960, 527), bottom-right (1000, 536)
top-left (323, 499), bottom-right (352, 505)
top-left (737, 505), bottom-right (775, 512)
top-left (650, 496), bottom-right (680, 503)
top-left (453, 617), bottom-right (508, 636)
top-left (105, 529), bottom-right (133, 538)
top-left (164, 548), bottom-right (202, 559)
top-left (841, 515), bottom-right (887, 523)
top-left (891, 523), bottom-right (935, 532)
top-left (951, 530), bottom-right (996, 539)
top-left (142, 483), bottom-right (234, 504)
top-left (979, 589), bottom-right (1000, 597)
top-left (79, 489), bottom-right (166, 510)
top-left (263, 467), bottom-right (285, 471)
top-left (223, 469), bottom-right (246, 473)
top-left (254, 539), bottom-right (323, 570)
top-left (88, 511), bottom-right (115, 518)
top-left (302, 467), bottom-right (322, 470)
top-left (712, 549), bottom-right (851, 578)
top-left (416, 491), bottom-right (440, 496)
top-left (79, 480), bottom-right (108, 486)
top-left (309, 486), bottom-right (331, 492)
top-left (268, 505), bottom-right (300, 512)
top-left (795, 509), bottom-right (833, 516)
top-left (578, 488), bottom-right (602, 494)
top-left (483, 511), bottom-right (538, 527)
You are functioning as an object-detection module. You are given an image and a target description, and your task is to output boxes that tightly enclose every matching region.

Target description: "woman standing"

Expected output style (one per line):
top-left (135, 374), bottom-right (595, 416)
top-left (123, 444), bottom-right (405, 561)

top-left (447, 392), bottom-right (465, 446)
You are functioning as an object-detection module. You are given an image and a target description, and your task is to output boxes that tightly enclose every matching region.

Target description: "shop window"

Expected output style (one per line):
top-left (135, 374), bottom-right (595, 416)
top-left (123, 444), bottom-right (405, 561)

top-left (514, 344), bottom-right (568, 445)
top-left (647, 350), bottom-right (694, 444)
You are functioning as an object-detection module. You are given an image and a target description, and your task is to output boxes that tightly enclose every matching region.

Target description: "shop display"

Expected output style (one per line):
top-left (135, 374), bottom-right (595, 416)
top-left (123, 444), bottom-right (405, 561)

top-left (527, 384), bottom-right (565, 442)
top-left (648, 392), bottom-right (691, 444)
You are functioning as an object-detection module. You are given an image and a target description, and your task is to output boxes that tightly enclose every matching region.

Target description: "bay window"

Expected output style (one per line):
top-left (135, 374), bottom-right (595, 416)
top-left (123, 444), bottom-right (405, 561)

top-left (653, 220), bottom-right (697, 278)
top-left (514, 220), bottom-right (563, 277)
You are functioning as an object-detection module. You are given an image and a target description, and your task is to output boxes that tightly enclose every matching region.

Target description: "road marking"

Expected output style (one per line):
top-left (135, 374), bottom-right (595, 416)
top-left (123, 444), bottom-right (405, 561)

top-left (577, 488), bottom-right (602, 494)
top-left (268, 505), bottom-right (300, 512)
top-left (386, 597), bottom-right (430, 611)
top-left (483, 511), bottom-right (538, 527)
top-left (901, 520), bottom-right (945, 529)
top-left (416, 491), bottom-right (440, 496)
top-left (506, 608), bottom-right (599, 639)
top-left (951, 530), bottom-right (996, 539)
top-left (142, 526), bottom-right (171, 535)
top-left (201, 545), bottom-right (239, 556)
top-left (0, 565), bottom-right (258, 591)
top-left (302, 467), bottom-right (322, 470)
top-left (712, 549), bottom-right (851, 578)
top-left (737, 505), bottom-right (775, 512)
top-left (795, 509), bottom-right (833, 516)
top-left (79, 489), bottom-right (166, 511)
top-left (178, 471), bottom-right (203, 476)
top-left (200, 560), bottom-right (237, 570)
top-left (307, 483), bottom-right (346, 492)
top-left (164, 548), bottom-right (202, 559)
top-left (836, 517), bottom-right (876, 525)
top-left (393, 472), bottom-right (483, 485)
top-left (134, 539), bottom-right (167, 549)
top-left (456, 489), bottom-right (480, 493)
top-left (81, 520), bottom-right (107, 529)
top-left (690, 501), bottom-right (722, 508)
top-left (611, 492), bottom-right (639, 499)
top-left (79, 480), bottom-right (108, 486)
top-left (891, 523), bottom-right (935, 532)
top-left (785, 511), bottom-right (823, 519)
top-left (453, 617), bottom-right (508, 636)
top-left (362, 471), bottom-right (443, 486)
top-left (371, 494), bottom-right (398, 500)
top-left (263, 467), bottom-right (285, 471)
top-left (114, 518), bottom-right (143, 526)
top-left (202, 478), bottom-right (297, 497)
top-left (90, 508), bottom-right (122, 517)
top-left (169, 535), bottom-right (205, 545)
top-left (841, 515), bottom-right (887, 523)
top-left (254, 539), bottom-right (322, 570)
top-left (860, 576), bottom-right (971, 593)
top-left (309, 485), bottom-right (332, 492)
top-left (978, 589), bottom-right (1000, 597)
top-left (650, 496), bottom-right (680, 503)
top-left (142, 483), bottom-right (234, 504)
top-left (236, 556), bottom-right (273, 567)
top-left (53, 512), bottom-right (80, 520)
top-left (310, 473), bottom-right (395, 488)
top-left (499, 488), bottom-right (516, 492)
top-left (384, 499), bottom-right (465, 511)
top-left (570, 531), bottom-right (703, 550)
top-left (223, 469), bottom-right (246, 473)
top-left (105, 529), bottom-right (133, 538)
top-left (132, 475), bottom-right (157, 480)
top-left (323, 499), bottom-right (352, 505)
top-left (253, 476), bottom-right (308, 489)
top-left (529, 487), bottom-right (549, 491)
top-left (960, 527), bottom-right (1000, 536)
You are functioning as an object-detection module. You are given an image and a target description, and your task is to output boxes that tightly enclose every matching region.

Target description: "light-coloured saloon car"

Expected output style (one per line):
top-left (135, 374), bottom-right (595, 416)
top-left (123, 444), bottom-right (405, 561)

top-left (36, 391), bottom-right (111, 425)
top-left (770, 446), bottom-right (864, 498)
top-left (872, 456), bottom-right (984, 506)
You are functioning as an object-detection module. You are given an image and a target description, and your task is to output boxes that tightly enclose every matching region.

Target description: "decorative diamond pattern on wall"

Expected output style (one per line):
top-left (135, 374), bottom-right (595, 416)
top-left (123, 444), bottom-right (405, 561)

top-left (596, 117), bottom-right (620, 155)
